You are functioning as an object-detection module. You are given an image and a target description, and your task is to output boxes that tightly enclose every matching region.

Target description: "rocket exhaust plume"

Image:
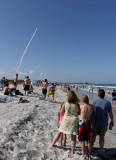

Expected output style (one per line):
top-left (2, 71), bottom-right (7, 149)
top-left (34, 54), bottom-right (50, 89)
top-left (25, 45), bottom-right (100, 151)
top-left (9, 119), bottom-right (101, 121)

top-left (16, 28), bottom-right (37, 73)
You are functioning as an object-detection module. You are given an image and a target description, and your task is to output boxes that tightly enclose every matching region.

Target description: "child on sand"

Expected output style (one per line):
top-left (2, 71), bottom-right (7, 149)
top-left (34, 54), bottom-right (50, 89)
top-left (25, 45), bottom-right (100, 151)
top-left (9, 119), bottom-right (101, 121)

top-left (58, 102), bottom-right (66, 146)
top-left (78, 94), bottom-right (93, 160)
top-left (48, 83), bottom-right (56, 101)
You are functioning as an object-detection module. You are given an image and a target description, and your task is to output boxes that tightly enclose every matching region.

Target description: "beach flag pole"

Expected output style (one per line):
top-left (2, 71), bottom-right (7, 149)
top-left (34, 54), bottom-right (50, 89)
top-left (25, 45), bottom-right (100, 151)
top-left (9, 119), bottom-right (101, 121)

top-left (16, 28), bottom-right (38, 73)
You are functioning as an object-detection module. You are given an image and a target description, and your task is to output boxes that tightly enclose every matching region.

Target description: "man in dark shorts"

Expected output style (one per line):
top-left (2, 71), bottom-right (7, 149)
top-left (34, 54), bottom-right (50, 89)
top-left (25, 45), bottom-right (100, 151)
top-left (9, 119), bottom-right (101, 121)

top-left (91, 89), bottom-right (114, 157)
top-left (42, 79), bottom-right (48, 100)
top-left (24, 76), bottom-right (31, 96)
top-left (13, 74), bottom-right (18, 90)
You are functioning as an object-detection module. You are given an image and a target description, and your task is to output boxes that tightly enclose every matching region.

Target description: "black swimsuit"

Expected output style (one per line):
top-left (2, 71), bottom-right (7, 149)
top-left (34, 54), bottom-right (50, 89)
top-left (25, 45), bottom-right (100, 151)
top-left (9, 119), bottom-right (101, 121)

top-left (42, 88), bottom-right (47, 95)
top-left (24, 85), bottom-right (29, 91)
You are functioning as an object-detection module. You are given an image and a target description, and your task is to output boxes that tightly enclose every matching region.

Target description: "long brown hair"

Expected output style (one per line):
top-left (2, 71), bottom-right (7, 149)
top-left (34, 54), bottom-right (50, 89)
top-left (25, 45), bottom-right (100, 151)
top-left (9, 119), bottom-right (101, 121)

top-left (67, 91), bottom-right (79, 103)
top-left (59, 102), bottom-right (65, 111)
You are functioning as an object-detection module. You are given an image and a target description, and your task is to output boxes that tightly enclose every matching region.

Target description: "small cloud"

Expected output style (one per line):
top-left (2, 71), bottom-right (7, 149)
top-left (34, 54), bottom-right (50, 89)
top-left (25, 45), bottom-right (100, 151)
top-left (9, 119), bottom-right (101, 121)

top-left (12, 68), bottom-right (16, 71)
top-left (18, 70), bottom-right (37, 79)
top-left (40, 72), bottom-right (44, 76)
top-left (18, 72), bottom-right (28, 76)
top-left (0, 72), bottom-right (6, 75)
top-left (29, 69), bottom-right (36, 74)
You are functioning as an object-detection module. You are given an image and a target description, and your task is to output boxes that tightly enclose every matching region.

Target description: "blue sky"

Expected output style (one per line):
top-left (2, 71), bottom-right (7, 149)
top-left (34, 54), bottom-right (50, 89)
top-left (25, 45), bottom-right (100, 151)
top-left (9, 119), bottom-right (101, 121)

top-left (0, 0), bottom-right (116, 83)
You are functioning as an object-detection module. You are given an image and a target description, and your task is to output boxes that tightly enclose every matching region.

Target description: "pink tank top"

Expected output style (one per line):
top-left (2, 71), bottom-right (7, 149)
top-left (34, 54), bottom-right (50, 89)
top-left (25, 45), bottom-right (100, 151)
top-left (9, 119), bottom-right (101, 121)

top-left (59, 113), bottom-right (64, 125)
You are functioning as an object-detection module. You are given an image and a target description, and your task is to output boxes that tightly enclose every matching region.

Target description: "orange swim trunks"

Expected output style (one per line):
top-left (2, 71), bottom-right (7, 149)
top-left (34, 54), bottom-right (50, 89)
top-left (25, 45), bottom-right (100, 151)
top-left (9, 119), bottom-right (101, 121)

top-left (48, 91), bottom-right (55, 97)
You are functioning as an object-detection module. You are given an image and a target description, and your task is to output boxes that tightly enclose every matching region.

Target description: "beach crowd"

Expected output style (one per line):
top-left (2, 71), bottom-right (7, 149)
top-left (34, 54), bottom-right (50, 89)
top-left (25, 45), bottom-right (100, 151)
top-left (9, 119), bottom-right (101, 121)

top-left (49, 89), bottom-right (114, 160)
top-left (0, 75), bottom-right (57, 98)
top-left (0, 76), bottom-right (115, 160)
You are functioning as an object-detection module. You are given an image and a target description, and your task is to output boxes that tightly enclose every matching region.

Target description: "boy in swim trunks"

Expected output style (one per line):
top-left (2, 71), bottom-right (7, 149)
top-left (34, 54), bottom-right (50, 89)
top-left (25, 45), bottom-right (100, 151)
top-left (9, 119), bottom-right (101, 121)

top-left (78, 94), bottom-right (93, 160)
top-left (48, 83), bottom-right (56, 100)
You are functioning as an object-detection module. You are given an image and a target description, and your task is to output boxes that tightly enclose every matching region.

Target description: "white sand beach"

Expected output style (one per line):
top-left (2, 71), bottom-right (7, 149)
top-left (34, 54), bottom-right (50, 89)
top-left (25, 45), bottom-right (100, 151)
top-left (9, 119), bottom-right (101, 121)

top-left (0, 85), bottom-right (116, 160)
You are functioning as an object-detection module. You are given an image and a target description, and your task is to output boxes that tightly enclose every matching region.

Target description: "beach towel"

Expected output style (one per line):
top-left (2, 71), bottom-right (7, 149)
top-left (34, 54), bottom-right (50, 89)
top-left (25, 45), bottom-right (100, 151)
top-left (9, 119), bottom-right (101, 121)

top-left (0, 97), bottom-right (30, 103)
top-left (28, 95), bottom-right (40, 100)
top-left (0, 97), bottom-right (19, 103)
top-left (78, 120), bottom-right (91, 143)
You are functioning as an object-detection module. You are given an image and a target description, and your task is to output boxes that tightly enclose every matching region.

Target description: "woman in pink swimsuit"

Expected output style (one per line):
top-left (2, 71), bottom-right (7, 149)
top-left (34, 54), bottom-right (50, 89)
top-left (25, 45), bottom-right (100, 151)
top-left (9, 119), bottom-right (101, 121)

top-left (58, 102), bottom-right (66, 146)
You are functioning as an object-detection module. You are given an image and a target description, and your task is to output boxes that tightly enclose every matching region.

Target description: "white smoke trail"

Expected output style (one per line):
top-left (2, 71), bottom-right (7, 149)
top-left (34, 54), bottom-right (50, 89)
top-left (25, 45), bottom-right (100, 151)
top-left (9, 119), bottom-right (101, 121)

top-left (16, 28), bottom-right (38, 73)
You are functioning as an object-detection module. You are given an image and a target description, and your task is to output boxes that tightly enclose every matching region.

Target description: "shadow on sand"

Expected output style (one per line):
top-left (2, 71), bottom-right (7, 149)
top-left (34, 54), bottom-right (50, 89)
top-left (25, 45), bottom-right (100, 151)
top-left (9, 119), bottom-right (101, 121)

top-left (91, 147), bottom-right (116, 160)
top-left (49, 145), bottom-right (116, 160)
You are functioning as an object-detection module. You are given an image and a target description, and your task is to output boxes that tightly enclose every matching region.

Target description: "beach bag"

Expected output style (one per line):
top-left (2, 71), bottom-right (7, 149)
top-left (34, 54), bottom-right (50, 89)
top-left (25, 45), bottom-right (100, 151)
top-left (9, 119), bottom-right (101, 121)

top-left (15, 89), bottom-right (19, 95)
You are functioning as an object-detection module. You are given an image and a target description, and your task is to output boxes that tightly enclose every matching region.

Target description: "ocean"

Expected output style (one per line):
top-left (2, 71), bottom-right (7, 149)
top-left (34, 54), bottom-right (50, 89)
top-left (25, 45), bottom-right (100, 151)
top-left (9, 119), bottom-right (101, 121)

top-left (69, 83), bottom-right (116, 111)
top-left (78, 83), bottom-right (116, 96)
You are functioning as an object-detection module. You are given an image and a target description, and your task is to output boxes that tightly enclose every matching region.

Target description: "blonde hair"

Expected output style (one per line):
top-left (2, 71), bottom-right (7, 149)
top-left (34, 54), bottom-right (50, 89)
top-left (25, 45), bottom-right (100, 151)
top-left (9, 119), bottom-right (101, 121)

top-left (81, 94), bottom-right (89, 104)
top-left (67, 91), bottom-right (79, 103)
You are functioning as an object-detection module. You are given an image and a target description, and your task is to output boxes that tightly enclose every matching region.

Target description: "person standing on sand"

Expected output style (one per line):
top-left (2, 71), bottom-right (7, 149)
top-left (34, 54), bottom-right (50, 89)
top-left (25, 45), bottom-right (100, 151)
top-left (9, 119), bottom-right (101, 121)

top-left (49, 91), bottom-right (80, 155)
top-left (13, 74), bottom-right (18, 90)
top-left (1, 77), bottom-right (5, 90)
top-left (91, 89), bottom-right (114, 157)
top-left (68, 85), bottom-right (70, 92)
top-left (42, 79), bottom-right (48, 100)
top-left (24, 76), bottom-right (31, 96)
top-left (58, 102), bottom-right (66, 146)
top-left (112, 89), bottom-right (116, 110)
top-left (88, 85), bottom-right (92, 97)
top-left (107, 88), bottom-right (110, 96)
top-left (78, 94), bottom-right (93, 160)
top-left (4, 79), bottom-right (9, 86)
top-left (48, 83), bottom-right (56, 101)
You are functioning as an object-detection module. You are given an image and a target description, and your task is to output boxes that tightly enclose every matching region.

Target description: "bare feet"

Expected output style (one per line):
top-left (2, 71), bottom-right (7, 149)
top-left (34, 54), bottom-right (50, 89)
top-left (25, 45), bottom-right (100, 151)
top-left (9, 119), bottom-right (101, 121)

top-left (71, 151), bottom-right (74, 155)
top-left (80, 155), bottom-right (86, 160)
top-left (49, 143), bottom-right (54, 147)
